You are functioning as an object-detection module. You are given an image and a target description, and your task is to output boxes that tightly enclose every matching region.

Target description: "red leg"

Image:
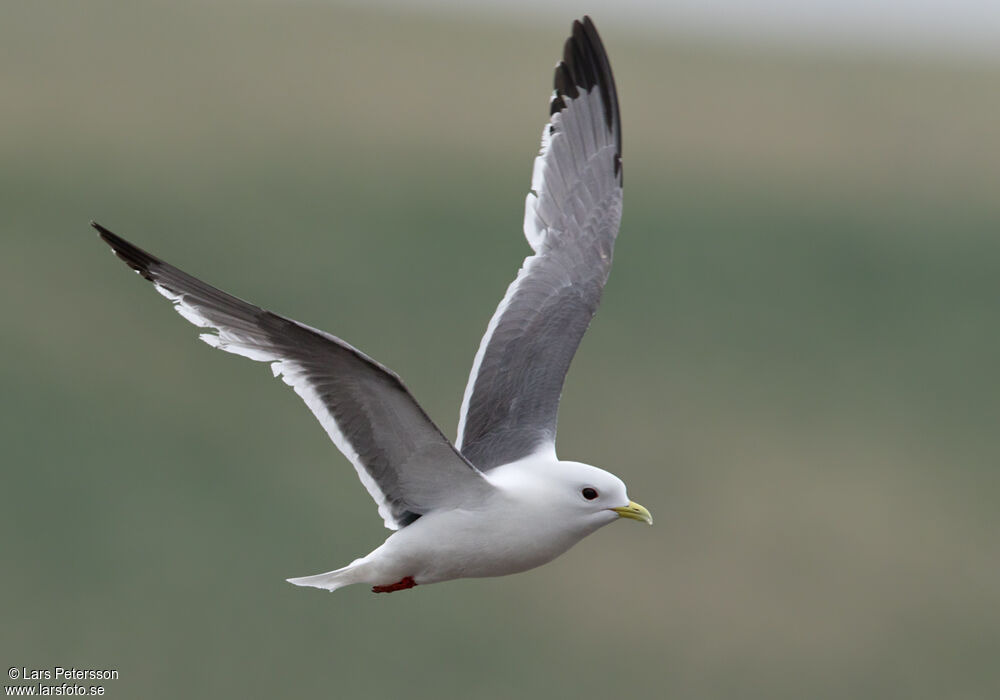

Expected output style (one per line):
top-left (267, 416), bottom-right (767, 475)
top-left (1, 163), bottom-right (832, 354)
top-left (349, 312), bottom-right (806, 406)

top-left (371, 576), bottom-right (417, 593)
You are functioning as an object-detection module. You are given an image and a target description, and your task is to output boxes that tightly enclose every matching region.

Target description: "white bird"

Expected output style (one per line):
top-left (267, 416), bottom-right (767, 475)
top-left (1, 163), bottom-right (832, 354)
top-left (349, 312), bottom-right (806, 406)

top-left (94, 16), bottom-right (650, 595)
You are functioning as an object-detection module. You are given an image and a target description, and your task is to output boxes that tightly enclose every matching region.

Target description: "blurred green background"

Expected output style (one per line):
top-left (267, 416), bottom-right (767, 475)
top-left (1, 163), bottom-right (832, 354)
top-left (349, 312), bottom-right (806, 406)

top-left (3, 1), bottom-right (999, 698)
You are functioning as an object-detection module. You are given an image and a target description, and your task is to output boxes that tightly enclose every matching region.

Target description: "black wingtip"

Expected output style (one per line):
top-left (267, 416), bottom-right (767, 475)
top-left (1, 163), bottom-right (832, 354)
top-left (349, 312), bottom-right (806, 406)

top-left (93, 221), bottom-right (162, 282)
top-left (549, 16), bottom-right (622, 179)
top-left (551, 17), bottom-right (615, 106)
top-left (92, 220), bottom-right (122, 247)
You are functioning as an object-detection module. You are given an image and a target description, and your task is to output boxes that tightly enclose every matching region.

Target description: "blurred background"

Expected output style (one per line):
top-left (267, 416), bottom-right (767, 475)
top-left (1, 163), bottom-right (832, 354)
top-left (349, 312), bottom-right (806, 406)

top-left (3, 1), bottom-right (999, 698)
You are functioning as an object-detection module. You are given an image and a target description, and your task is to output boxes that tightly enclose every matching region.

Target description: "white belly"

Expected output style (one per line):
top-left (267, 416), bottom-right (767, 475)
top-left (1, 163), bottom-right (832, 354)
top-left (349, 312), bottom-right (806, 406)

top-left (363, 503), bottom-right (599, 585)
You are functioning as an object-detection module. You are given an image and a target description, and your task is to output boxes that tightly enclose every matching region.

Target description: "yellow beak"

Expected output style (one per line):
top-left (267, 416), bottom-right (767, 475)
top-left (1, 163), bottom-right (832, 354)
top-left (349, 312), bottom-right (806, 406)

top-left (611, 501), bottom-right (653, 525)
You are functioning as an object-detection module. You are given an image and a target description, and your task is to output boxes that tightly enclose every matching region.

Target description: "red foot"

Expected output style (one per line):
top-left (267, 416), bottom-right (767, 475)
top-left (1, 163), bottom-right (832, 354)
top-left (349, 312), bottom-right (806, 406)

top-left (372, 576), bottom-right (417, 594)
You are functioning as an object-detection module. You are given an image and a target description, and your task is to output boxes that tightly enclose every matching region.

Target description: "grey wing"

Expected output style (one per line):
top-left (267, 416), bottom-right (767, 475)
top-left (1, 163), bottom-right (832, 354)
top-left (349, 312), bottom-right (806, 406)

top-left (456, 17), bottom-right (623, 470)
top-left (95, 223), bottom-right (493, 530)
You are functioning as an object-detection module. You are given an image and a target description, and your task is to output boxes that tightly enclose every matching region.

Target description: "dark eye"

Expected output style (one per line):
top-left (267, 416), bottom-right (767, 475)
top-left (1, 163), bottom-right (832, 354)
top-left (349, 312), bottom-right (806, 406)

top-left (582, 487), bottom-right (599, 500)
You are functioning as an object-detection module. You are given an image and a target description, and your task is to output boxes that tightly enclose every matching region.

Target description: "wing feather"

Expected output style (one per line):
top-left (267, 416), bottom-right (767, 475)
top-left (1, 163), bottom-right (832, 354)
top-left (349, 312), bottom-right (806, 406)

top-left (457, 17), bottom-right (623, 470)
top-left (95, 223), bottom-right (493, 530)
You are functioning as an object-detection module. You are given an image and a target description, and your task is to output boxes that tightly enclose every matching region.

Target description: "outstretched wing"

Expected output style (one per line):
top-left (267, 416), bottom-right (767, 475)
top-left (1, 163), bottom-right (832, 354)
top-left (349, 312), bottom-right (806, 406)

top-left (95, 223), bottom-right (493, 530)
top-left (456, 17), bottom-right (623, 470)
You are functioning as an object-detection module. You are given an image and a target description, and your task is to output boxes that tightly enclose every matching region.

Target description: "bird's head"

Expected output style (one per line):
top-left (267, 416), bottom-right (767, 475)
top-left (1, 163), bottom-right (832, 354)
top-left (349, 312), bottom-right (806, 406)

top-left (535, 460), bottom-right (652, 529)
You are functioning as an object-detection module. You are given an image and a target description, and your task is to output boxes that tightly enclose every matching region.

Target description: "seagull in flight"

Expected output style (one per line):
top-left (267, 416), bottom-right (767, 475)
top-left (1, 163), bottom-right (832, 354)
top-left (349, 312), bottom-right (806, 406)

top-left (94, 16), bottom-right (650, 594)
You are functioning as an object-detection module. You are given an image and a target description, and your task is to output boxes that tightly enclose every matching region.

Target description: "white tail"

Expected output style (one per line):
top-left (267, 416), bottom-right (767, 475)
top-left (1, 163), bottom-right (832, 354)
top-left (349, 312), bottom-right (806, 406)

top-left (286, 562), bottom-right (364, 592)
